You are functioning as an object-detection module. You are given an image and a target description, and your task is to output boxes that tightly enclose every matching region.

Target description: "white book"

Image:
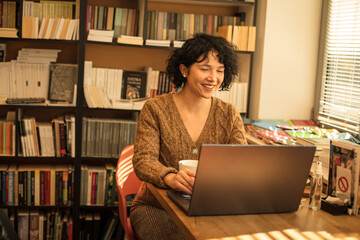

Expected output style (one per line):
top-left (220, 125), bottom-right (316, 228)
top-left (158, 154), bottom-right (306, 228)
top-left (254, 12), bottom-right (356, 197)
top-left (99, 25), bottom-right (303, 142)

top-left (50, 18), bottom-right (60, 39)
top-left (71, 19), bottom-right (79, 40)
top-left (115, 69), bottom-right (123, 101)
top-left (87, 34), bottom-right (113, 43)
top-left (44, 18), bottom-right (54, 39)
top-left (99, 87), bottom-right (111, 108)
top-left (0, 62), bottom-right (11, 98)
top-left (144, 66), bottom-right (153, 98)
top-left (37, 18), bottom-right (46, 39)
top-left (90, 67), bottom-right (97, 86)
top-left (88, 29), bottom-right (114, 37)
top-left (20, 48), bottom-right (61, 54)
top-left (34, 17), bottom-right (39, 39)
top-left (83, 61), bottom-right (93, 87)
top-left (107, 68), bottom-right (116, 101)
top-left (54, 18), bottom-right (65, 40)
top-left (65, 19), bottom-right (76, 40)
top-left (46, 125), bottom-right (55, 156)
top-left (39, 63), bottom-right (50, 99)
top-left (95, 67), bottom-right (106, 88)
top-left (83, 86), bottom-right (94, 108)
top-left (24, 118), bottom-right (35, 156)
top-left (145, 39), bottom-right (171, 47)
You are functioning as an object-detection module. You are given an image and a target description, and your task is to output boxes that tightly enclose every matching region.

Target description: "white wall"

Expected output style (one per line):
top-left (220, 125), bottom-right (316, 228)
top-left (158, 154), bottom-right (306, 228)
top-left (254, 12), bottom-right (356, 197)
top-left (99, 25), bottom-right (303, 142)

top-left (249, 0), bottom-right (322, 121)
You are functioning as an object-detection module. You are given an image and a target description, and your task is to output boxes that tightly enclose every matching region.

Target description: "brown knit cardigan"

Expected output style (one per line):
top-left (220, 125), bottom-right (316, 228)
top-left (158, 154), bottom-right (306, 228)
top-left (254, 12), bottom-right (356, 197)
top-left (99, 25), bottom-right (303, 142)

top-left (132, 93), bottom-right (248, 207)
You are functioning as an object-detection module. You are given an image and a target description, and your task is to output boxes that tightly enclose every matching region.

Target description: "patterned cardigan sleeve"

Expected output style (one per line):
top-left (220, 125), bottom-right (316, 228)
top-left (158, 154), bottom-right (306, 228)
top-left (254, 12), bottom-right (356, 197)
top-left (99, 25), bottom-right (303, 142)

top-left (132, 101), bottom-right (177, 188)
top-left (228, 104), bottom-right (248, 145)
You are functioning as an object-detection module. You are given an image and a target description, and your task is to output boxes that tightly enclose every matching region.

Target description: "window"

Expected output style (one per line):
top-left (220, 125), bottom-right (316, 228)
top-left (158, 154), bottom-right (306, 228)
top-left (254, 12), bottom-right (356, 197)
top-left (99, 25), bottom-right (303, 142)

top-left (316, 0), bottom-right (360, 135)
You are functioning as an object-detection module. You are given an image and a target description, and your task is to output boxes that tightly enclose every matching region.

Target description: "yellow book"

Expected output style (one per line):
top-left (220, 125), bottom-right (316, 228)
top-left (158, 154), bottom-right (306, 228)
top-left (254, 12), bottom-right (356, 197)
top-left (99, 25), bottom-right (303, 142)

top-left (237, 26), bottom-right (249, 51)
top-left (247, 26), bottom-right (256, 52)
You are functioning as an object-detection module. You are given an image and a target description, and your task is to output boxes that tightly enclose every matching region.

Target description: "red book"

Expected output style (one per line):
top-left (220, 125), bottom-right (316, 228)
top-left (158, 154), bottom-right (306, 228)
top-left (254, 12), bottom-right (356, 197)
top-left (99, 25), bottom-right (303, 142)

top-left (90, 5), bottom-right (95, 30)
top-left (86, 5), bottom-right (90, 33)
top-left (5, 122), bottom-right (13, 155)
top-left (130, 10), bottom-right (137, 36)
top-left (68, 217), bottom-right (73, 240)
top-left (62, 171), bottom-right (68, 205)
top-left (59, 120), bottom-right (67, 156)
top-left (289, 119), bottom-right (317, 127)
top-left (44, 171), bottom-right (50, 205)
top-left (0, 122), bottom-right (3, 154)
top-left (91, 172), bottom-right (96, 205)
top-left (207, 15), bottom-right (213, 35)
top-left (40, 171), bottom-right (45, 205)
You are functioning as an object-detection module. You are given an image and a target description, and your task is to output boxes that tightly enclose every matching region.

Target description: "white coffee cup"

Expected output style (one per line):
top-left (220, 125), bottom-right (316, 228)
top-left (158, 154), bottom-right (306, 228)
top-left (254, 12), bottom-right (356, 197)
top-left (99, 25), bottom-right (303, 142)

top-left (179, 160), bottom-right (198, 172)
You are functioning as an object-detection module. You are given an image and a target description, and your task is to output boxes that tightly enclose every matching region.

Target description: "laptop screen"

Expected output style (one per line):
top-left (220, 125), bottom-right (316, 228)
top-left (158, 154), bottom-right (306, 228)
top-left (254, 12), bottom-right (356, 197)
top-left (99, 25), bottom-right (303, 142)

top-left (169, 144), bottom-right (316, 216)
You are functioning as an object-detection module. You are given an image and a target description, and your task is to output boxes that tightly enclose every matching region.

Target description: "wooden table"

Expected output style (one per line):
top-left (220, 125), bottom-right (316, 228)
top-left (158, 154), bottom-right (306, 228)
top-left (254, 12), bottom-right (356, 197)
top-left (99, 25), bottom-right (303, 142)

top-left (148, 184), bottom-right (360, 240)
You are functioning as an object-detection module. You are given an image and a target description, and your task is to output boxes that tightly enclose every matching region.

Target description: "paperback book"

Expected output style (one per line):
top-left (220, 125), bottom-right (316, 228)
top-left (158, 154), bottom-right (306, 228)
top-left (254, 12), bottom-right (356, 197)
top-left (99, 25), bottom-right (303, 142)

top-left (121, 71), bottom-right (147, 100)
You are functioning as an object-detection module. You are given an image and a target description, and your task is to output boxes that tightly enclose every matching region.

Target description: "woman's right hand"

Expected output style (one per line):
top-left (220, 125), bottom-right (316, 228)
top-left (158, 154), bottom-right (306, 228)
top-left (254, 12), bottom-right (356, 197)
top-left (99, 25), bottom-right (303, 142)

top-left (163, 169), bottom-right (196, 195)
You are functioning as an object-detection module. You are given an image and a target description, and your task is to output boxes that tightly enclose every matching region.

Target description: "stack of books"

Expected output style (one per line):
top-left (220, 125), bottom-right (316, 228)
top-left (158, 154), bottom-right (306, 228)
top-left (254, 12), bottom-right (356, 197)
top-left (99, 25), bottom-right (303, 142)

top-left (117, 35), bottom-right (143, 45)
top-left (0, 28), bottom-right (18, 38)
top-left (145, 39), bottom-right (171, 47)
top-left (87, 29), bottom-right (114, 43)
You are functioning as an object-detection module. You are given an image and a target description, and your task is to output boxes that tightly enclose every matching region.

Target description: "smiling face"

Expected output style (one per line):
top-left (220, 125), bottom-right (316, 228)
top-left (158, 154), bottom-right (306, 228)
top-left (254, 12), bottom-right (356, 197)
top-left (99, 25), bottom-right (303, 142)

top-left (180, 51), bottom-right (225, 99)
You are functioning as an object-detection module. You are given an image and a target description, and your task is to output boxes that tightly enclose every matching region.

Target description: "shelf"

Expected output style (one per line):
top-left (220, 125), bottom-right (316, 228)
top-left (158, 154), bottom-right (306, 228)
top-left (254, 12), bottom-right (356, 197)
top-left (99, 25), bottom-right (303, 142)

top-left (0, 104), bottom-right (77, 109)
top-left (147, 0), bottom-right (255, 7)
top-left (81, 157), bottom-right (118, 164)
top-left (0, 156), bottom-right (75, 165)
top-left (0, 37), bottom-right (79, 44)
top-left (0, 205), bottom-right (73, 210)
top-left (80, 205), bottom-right (118, 210)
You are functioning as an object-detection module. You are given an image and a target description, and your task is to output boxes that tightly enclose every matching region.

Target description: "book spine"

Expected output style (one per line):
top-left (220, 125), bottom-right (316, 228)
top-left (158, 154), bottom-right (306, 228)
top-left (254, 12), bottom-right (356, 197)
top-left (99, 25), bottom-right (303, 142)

top-left (62, 170), bottom-right (68, 205)
top-left (91, 171), bottom-right (96, 205)
top-left (40, 171), bottom-right (45, 205)
top-left (59, 121), bottom-right (67, 156)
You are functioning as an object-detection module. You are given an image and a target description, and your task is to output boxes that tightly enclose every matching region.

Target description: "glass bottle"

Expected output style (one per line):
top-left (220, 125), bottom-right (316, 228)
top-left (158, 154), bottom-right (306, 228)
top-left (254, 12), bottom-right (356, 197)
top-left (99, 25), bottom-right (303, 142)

top-left (309, 161), bottom-right (323, 210)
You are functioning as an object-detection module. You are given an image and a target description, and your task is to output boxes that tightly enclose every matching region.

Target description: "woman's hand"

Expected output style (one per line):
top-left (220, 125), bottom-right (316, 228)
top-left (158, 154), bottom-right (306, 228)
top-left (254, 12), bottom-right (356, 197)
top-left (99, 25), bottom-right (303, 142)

top-left (164, 169), bottom-right (196, 195)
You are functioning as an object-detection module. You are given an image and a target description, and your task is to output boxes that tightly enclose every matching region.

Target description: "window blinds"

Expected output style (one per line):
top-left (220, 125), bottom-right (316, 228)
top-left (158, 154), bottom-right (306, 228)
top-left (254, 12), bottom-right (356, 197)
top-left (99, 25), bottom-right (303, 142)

top-left (318, 0), bottom-right (360, 134)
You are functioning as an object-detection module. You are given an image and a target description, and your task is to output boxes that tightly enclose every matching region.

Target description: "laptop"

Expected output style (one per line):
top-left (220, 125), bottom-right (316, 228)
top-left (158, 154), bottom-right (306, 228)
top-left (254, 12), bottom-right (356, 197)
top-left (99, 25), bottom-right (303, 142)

top-left (167, 144), bottom-right (316, 216)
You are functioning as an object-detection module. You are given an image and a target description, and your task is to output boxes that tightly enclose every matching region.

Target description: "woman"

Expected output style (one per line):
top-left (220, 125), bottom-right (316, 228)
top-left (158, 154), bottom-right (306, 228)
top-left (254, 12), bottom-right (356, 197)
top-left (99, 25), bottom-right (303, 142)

top-left (130, 33), bottom-right (248, 240)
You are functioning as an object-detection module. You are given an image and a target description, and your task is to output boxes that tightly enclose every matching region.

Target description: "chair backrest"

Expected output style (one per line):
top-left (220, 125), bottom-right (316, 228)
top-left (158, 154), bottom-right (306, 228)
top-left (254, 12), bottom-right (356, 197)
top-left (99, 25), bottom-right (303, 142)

top-left (116, 145), bottom-right (142, 240)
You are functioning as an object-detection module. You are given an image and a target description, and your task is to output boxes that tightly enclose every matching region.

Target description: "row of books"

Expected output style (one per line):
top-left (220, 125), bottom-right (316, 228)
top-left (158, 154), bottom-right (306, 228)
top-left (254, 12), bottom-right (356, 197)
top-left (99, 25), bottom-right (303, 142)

top-left (0, 164), bottom-right (74, 207)
top-left (0, 120), bottom-right (15, 156)
top-left (0, 1), bottom-right (17, 28)
top-left (23, 0), bottom-right (77, 20)
top-left (246, 118), bottom-right (359, 145)
top-left (146, 10), bottom-right (246, 41)
top-left (0, 61), bottom-right (49, 99)
top-left (218, 25), bottom-right (256, 51)
top-left (0, 50), bottom-right (77, 104)
top-left (80, 164), bottom-right (117, 206)
top-left (83, 61), bottom-right (176, 109)
top-left (22, 17), bottom-right (80, 40)
top-left (81, 118), bottom-right (137, 158)
top-left (79, 211), bottom-right (121, 240)
top-left (19, 115), bottom-right (75, 158)
top-left (14, 210), bottom-right (73, 240)
top-left (86, 5), bottom-right (141, 39)
top-left (214, 82), bottom-right (248, 113)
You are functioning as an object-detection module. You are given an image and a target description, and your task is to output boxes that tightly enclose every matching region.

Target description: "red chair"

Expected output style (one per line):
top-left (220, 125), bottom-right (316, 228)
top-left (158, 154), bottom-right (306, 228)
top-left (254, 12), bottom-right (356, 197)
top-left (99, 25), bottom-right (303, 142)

top-left (116, 145), bottom-right (142, 240)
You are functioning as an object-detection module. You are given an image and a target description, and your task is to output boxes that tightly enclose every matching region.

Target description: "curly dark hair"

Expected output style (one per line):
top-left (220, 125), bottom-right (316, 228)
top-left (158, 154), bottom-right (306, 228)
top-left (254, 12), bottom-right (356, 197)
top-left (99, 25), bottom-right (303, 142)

top-left (166, 33), bottom-right (238, 90)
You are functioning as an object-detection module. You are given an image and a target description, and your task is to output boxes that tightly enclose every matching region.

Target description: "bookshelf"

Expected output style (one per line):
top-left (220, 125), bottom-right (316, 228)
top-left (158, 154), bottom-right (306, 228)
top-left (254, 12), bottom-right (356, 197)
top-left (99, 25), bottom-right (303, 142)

top-left (0, 0), bottom-right (256, 239)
